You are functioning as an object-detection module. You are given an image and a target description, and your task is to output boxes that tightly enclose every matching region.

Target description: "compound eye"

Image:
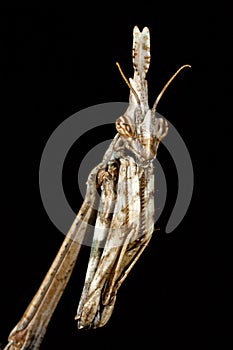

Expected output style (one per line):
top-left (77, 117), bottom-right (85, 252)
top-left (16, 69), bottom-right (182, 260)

top-left (115, 116), bottom-right (134, 138)
top-left (155, 118), bottom-right (168, 140)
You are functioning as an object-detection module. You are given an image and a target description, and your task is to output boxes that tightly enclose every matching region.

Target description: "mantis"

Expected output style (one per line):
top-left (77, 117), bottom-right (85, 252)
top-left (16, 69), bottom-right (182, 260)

top-left (3, 26), bottom-right (190, 349)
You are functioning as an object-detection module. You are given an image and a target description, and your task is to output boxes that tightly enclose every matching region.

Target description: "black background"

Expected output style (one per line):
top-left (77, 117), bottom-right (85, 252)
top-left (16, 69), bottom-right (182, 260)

top-left (0, 5), bottom-right (232, 350)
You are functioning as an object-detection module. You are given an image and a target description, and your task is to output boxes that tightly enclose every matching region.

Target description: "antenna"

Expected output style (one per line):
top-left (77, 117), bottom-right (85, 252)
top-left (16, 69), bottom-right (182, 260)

top-left (116, 62), bottom-right (141, 106)
top-left (152, 64), bottom-right (191, 112)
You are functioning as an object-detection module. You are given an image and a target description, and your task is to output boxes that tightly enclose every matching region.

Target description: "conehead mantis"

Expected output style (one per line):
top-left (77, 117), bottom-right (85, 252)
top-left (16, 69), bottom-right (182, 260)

top-left (3, 26), bottom-right (191, 349)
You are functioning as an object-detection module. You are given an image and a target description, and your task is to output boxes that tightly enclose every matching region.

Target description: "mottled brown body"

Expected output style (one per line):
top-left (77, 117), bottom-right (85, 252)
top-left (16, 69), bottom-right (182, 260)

top-left (3, 26), bottom-right (190, 349)
top-left (76, 157), bottom-right (155, 328)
